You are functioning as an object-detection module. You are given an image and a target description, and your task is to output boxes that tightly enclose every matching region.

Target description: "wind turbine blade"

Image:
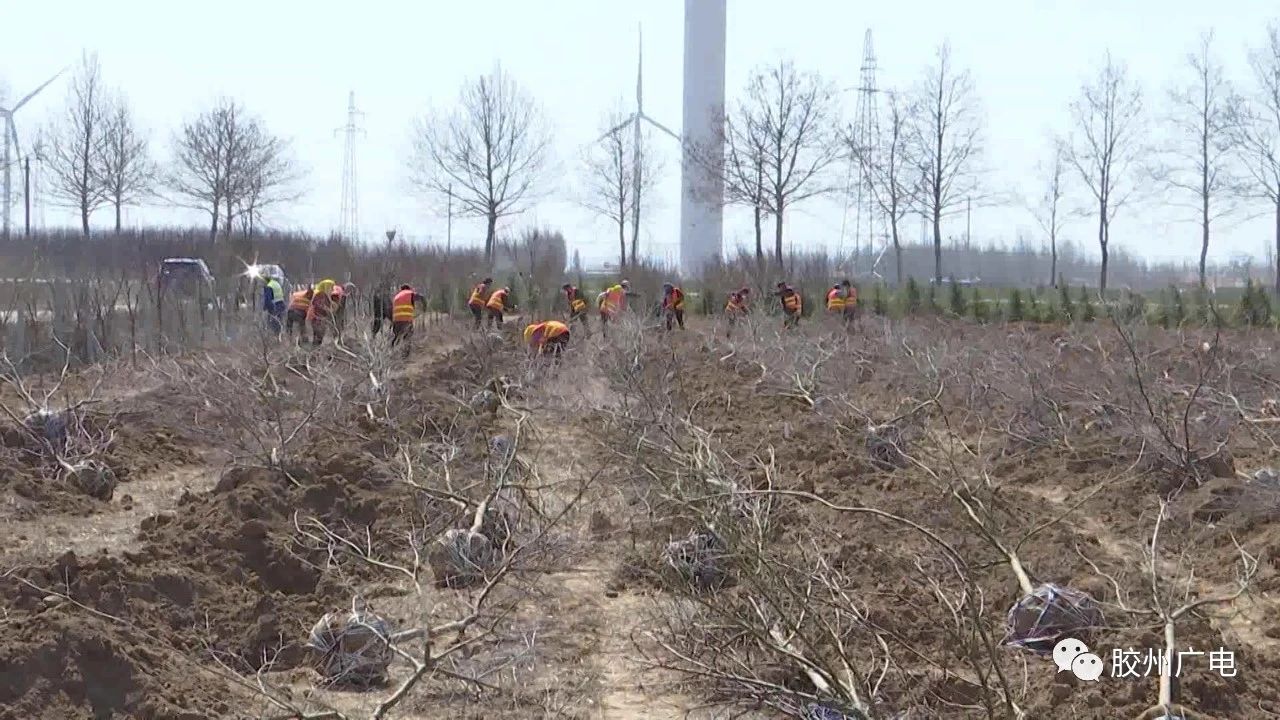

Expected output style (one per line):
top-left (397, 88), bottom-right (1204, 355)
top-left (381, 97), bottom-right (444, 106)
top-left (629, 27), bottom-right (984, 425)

top-left (636, 23), bottom-right (644, 112)
top-left (639, 114), bottom-right (681, 141)
top-left (597, 114), bottom-right (638, 142)
top-left (12, 68), bottom-right (68, 113)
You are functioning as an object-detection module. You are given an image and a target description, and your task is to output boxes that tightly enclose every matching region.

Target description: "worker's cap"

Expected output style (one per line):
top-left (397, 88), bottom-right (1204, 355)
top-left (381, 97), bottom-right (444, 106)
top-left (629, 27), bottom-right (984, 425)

top-left (776, 281), bottom-right (787, 288)
top-left (662, 282), bottom-right (673, 290)
top-left (620, 280), bottom-right (630, 288)
top-left (741, 287), bottom-right (750, 293)
top-left (503, 286), bottom-right (511, 292)
top-left (832, 284), bottom-right (841, 289)
top-left (482, 277), bottom-right (493, 284)
top-left (561, 283), bottom-right (572, 290)
top-left (400, 284), bottom-right (412, 290)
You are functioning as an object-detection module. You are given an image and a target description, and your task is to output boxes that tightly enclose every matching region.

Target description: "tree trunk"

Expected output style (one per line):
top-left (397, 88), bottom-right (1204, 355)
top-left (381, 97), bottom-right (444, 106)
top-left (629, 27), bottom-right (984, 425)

top-left (485, 212), bottom-right (498, 264)
top-left (209, 202), bottom-right (219, 241)
top-left (773, 200), bottom-right (784, 267)
top-left (1274, 199), bottom-right (1279, 296)
top-left (1097, 199), bottom-right (1108, 298)
top-left (618, 218), bottom-right (627, 269)
top-left (1199, 196), bottom-right (1210, 288)
top-left (753, 205), bottom-right (764, 270)
top-left (80, 202), bottom-right (90, 237)
top-left (1050, 231), bottom-right (1057, 288)
top-left (932, 207), bottom-right (942, 284)
top-left (891, 219), bottom-right (903, 286)
top-left (225, 201), bottom-right (233, 239)
top-left (114, 200), bottom-right (122, 234)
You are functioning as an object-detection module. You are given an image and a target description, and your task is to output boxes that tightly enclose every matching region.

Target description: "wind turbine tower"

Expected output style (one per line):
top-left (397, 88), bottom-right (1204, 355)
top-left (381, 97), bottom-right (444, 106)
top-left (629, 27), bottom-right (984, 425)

top-left (1, 69), bottom-right (64, 240)
top-left (679, 0), bottom-right (727, 276)
top-left (601, 24), bottom-right (679, 264)
top-left (335, 91), bottom-right (365, 243)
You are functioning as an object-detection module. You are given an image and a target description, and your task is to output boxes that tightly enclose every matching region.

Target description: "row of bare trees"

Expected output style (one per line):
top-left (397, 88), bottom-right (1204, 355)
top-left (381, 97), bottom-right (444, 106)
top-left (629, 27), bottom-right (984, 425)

top-left (36, 54), bottom-right (301, 240)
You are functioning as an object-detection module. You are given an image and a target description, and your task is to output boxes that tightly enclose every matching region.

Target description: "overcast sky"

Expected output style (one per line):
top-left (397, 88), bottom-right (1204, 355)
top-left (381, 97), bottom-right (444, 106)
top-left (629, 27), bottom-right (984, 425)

top-left (3, 0), bottom-right (1279, 269)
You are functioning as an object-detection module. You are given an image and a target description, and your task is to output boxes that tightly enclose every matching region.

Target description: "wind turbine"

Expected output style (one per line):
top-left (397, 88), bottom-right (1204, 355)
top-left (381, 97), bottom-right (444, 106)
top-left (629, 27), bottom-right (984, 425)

top-left (599, 24), bottom-right (679, 265)
top-left (1, 68), bottom-right (66, 240)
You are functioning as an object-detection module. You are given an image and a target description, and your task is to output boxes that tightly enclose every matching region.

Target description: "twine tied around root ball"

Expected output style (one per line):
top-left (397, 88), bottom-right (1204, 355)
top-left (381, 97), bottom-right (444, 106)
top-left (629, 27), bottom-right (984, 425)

top-left (429, 528), bottom-right (497, 588)
top-left (61, 460), bottom-right (117, 501)
top-left (307, 609), bottom-right (394, 686)
top-left (1002, 583), bottom-right (1104, 654)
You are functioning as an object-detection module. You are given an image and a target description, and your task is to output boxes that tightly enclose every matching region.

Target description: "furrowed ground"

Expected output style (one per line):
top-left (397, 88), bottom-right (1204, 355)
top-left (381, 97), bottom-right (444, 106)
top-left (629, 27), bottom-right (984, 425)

top-left (2, 310), bottom-right (1280, 719)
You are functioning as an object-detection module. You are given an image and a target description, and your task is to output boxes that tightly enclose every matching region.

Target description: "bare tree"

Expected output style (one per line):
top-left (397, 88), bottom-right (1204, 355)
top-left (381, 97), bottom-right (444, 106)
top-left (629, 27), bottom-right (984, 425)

top-left (738, 61), bottom-right (841, 265)
top-left (168, 98), bottom-right (296, 240)
top-left (1028, 143), bottom-right (1069, 287)
top-left (45, 53), bottom-right (109, 237)
top-left (410, 66), bottom-right (552, 263)
top-left (718, 110), bottom-right (772, 268)
top-left (1160, 31), bottom-right (1243, 288)
top-left (855, 90), bottom-right (916, 285)
top-left (96, 92), bottom-right (153, 233)
top-left (907, 43), bottom-right (985, 283)
top-left (1064, 51), bottom-right (1146, 297)
top-left (580, 113), bottom-right (660, 268)
top-left (1232, 22), bottom-right (1280, 294)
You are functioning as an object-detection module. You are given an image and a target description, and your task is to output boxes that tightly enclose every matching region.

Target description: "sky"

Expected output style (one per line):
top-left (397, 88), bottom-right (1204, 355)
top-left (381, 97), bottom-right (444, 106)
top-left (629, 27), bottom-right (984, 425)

top-left (3, 0), bottom-right (1279, 270)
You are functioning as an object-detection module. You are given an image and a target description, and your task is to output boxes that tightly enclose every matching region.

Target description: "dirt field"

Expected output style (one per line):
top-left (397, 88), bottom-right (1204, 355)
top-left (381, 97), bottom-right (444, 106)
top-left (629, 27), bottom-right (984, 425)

top-left (2, 312), bottom-right (1279, 719)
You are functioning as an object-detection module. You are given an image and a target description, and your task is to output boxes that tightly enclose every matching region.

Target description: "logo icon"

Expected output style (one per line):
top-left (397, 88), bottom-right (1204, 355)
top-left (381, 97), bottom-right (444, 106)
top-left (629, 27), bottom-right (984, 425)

top-left (1053, 637), bottom-right (1104, 681)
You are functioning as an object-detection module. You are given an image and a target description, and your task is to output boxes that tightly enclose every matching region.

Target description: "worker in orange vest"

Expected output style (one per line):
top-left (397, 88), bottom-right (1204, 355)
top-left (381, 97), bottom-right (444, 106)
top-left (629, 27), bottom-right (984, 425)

top-left (307, 279), bottom-right (337, 345)
top-left (524, 320), bottom-right (570, 358)
top-left (841, 279), bottom-right (858, 328)
top-left (391, 284), bottom-right (426, 348)
top-left (775, 282), bottom-right (803, 329)
top-left (562, 283), bottom-right (590, 330)
top-left (486, 286), bottom-right (513, 327)
top-left (286, 287), bottom-right (312, 337)
top-left (826, 284), bottom-right (845, 314)
top-left (724, 287), bottom-right (750, 338)
top-left (661, 283), bottom-right (686, 331)
top-left (467, 278), bottom-right (493, 329)
top-left (596, 279), bottom-right (631, 337)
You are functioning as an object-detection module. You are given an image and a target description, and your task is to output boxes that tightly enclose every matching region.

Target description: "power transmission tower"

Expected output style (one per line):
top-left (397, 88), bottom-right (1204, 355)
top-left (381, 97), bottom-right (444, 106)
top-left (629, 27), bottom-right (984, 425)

top-left (838, 30), bottom-right (882, 274)
top-left (335, 91), bottom-right (365, 243)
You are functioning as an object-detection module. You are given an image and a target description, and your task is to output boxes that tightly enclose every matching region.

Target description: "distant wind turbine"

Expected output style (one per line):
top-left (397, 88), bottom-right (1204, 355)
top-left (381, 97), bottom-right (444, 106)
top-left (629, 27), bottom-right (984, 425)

top-left (1, 68), bottom-right (66, 239)
top-left (599, 24), bottom-right (679, 264)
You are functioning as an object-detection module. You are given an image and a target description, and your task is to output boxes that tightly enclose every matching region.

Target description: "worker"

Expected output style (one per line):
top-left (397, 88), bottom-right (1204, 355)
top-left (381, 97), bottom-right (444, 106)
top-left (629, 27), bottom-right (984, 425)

top-left (724, 287), bottom-right (750, 337)
top-left (661, 283), bottom-right (686, 331)
top-left (287, 287), bottom-right (313, 337)
top-left (486, 286), bottom-right (513, 327)
top-left (331, 282), bottom-right (349, 338)
top-left (597, 279), bottom-right (631, 337)
top-left (524, 320), bottom-right (570, 358)
top-left (262, 276), bottom-right (285, 334)
top-left (562, 283), bottom-right (590, 330)
top-left (826, 284), bottom-right (845, 314)
top-left (308, 279), bottom-right (337, 345)
top-left (841, 279), bottom-right (858, 327)
top-left (468, 278), bottom-right (493, 329)
top-left (775, 282), bottom-right (803, 329)
top-left (391, 284), bottom-right (426, 349)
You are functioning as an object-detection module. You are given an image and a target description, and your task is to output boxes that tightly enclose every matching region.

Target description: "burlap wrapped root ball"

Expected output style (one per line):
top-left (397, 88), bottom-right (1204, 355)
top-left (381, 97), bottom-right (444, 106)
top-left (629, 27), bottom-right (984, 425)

top-left (62, 461), bottom-right (117, 501)
top-left (662, 528), bottom-right (730, 590)
top-left (1003, 583), bottom-right (1104, 654)
top-left (23, 409), bottom-right (71, 452)
top-left (428, 528), bottom-right (497, 588)
top-left (866, 423), bottom-right (908, 471)
top-left (307, 610), bottom-right (394, 686)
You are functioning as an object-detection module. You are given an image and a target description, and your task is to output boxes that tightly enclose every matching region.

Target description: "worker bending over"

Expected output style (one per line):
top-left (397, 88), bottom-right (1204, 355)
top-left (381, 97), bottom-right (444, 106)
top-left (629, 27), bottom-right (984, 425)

top-left (724, 287), bottom-right (750, 337)
top-left (661, 283), bottom-right (686, 331)
top-left (562, 283), bottom-right (590, 330)
top-left (468, 278), bottom-right (493, 329)
top-left (775, 282), bottom-right (803, 329)
top-left (287, 287), bottom-right (312, 337)
top-left (597, 279), bottom-right (631, 337)
top-left (486, 286), bottom-right (513, 327)
top-left (524, 320), bottom-right (570, 358)
top-left (391, 284), bottom-right (426, 349)
top-left (826, 284), bottom-right (845, 315)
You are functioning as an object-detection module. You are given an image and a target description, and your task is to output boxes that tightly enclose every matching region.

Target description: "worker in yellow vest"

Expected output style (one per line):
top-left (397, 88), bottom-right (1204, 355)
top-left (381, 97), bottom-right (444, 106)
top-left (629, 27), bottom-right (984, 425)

top-left (597, 279), bottom-right (631, 337)
top-left (826, 284), bottom-right (845, 314)
top-left (724, 287), bottom-right (750, 338)
top-left (467, 278), bottom-right (493, 329)
top-left (562, 283), bottom-right (590, 330)
top-left (524, 320), bottom-right (570, 358)
top-left (391, 284), bottom-right (425, 349)
top-left (286, 287), bottom-right (312, 337)
top-left (486, 286), bottom-right (513, 327)
top-left (775, 282), bottom-right (803, 329)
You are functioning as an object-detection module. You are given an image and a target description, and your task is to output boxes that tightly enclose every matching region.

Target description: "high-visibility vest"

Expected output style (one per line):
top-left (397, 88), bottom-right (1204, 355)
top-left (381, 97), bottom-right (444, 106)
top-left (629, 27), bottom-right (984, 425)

top-left (783, 291), bottom-right (802, 314)
top-left (307, 292), bottom-right (332, 321)
top-left (468, 284), bottom-right (488, 309)
top-left (827, 288), bottom-right (845, 312)
top-left (315, 279), bottom-right (336, 297)
top-left (725, 292), bottom-right (747, 314)
top-left (392, 289), bottom-right (416, 322)
top-left (486, 289), bottom-right (509, 312)
top-left (525, 321), bottom-right (570, 351)
top-left (289, 290), bottom-right (310, 312)
top-left (664, 288), bottom-right (685, 311)
top-left (600, 285), bottom-right (624, 316)
top-left (566, 287), bottom-right (587, 314)
top-left (845, 287), bottom-right (858, 309)
top-left (265, 279), bottom-right (283, 305)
